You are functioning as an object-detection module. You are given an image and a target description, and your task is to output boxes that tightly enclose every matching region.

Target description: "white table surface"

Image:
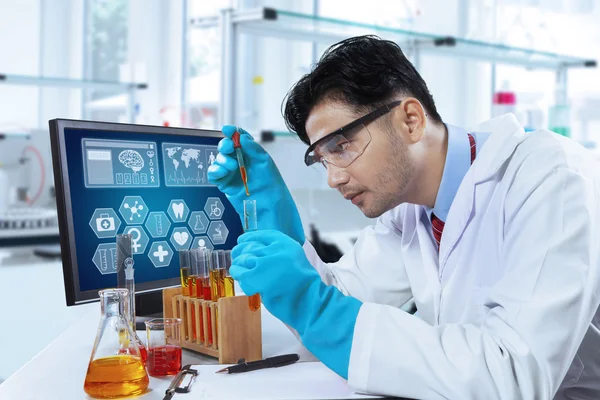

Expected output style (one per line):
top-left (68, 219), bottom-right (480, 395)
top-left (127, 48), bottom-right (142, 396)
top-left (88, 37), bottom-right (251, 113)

top-left (0, 300), bottom-right (319, 400)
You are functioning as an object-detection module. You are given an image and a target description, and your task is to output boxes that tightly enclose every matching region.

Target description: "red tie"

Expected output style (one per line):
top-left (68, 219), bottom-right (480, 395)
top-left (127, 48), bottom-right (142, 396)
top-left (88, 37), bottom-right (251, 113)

top-left (431, 133), bottom-right (476, 250)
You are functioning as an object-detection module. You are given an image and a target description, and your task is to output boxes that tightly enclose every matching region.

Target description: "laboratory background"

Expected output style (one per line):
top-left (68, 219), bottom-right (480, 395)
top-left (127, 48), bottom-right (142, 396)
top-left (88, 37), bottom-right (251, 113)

top-left (1, 0), bottom-right (600, 385)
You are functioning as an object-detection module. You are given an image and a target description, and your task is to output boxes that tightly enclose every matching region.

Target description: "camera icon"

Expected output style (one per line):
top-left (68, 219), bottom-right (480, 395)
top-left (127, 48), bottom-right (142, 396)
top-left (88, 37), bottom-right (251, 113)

top-left (96, 214), bottom-right (116, 232)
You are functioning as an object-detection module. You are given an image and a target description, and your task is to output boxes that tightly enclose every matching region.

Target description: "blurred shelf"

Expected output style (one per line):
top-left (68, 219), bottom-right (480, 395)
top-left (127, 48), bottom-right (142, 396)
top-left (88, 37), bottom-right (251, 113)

top-left (260, 130), bottom-right (296, 141)
top-left (0, 132), bottom-right (30, 140)
top-left (0, 74), bottom-right (148, 123)
top-left (0, 74), bottom-right (147, 91)
top-left (192, 7), bottom-right (596, 71)
top-left (0, 226), bottom-right (59, 240)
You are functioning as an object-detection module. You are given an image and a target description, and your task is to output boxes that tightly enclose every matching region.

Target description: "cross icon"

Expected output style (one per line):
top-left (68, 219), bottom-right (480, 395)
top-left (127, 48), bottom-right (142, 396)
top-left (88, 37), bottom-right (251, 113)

top-left (102, 220), bottom-right (110, 229)
top-left (153, 245), bottom-right (169, 262)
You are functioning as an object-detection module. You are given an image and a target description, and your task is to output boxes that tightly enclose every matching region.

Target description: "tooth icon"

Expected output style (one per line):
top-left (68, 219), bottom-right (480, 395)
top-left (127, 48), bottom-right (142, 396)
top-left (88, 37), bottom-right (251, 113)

top-left (172, 202), bottom-right (184, 219)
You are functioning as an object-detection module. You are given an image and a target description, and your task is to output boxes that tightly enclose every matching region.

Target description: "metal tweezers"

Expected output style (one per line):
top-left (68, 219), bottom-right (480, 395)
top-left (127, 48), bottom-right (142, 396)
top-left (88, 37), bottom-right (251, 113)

top-left (163, 364), bottom-right (198, 400)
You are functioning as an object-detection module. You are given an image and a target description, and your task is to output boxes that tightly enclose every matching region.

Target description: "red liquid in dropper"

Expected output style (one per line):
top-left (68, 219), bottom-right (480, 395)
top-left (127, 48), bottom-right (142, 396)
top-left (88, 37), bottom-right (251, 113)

top-left (240, 166), bottom-right (249, 196)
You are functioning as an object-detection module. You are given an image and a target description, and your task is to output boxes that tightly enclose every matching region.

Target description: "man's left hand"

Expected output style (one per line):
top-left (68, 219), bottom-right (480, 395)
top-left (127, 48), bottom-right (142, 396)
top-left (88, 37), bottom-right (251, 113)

top-left (230, 229), bottom-right (363, 379)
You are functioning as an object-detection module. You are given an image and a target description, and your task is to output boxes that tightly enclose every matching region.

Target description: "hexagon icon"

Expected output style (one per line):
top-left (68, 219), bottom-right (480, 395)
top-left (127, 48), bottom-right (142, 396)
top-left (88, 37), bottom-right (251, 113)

top-left (207, 221), bottom-right (229, 245)
top-left (92, 243), bottom-right (118, 275)
top-left (167, 199), bottom-right (190, 223)
top-left (148, 241), bottom-right (174, 268)
top-left (122, 225), bottom-right (150, 255)
top-left (191, 236), bottom-right (214, 251)
top-left (170, 227), bottom-right (192, 251)
top-left (188, 211), bottom-right (209, 235)
top-left (145, 211), bottom-right (171, 238)
top-left (119, 196), bottom-right (149, 224)
top-left (204, 197), bottom-right (225, 220)
top-left (89, 208), bottom-right (122, 239)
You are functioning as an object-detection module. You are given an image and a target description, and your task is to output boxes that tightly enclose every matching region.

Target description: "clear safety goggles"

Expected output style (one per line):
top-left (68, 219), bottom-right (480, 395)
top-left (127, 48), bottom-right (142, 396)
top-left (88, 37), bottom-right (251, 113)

top-left (304, 100), bottom-right (402, 168)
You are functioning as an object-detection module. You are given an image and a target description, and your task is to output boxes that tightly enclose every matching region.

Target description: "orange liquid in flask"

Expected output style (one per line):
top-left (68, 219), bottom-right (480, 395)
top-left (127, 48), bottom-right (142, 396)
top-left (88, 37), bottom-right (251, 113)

top-left (84, 355), bottom-right (148, 398)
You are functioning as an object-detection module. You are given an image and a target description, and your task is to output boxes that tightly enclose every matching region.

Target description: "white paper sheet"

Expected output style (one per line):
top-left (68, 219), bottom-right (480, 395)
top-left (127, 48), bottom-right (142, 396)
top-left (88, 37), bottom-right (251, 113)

top-left (173, 362), bottom-right (383, 400)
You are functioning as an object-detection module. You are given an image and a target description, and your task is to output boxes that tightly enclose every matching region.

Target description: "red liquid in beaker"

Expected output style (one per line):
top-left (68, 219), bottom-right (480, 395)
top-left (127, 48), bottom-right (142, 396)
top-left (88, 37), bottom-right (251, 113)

top-left (147, 345), bottom-right (182, 376)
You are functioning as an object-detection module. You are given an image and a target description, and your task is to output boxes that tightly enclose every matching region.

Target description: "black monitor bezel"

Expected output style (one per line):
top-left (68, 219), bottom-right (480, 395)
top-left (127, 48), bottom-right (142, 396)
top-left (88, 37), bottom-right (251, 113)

top-left (49, 118), bottom-right (223, 306)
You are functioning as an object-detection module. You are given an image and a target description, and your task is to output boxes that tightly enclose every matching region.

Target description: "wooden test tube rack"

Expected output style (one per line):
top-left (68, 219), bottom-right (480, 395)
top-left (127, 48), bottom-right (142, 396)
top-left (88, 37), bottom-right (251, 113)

top-left (162, 287), bottom-right (262, 364)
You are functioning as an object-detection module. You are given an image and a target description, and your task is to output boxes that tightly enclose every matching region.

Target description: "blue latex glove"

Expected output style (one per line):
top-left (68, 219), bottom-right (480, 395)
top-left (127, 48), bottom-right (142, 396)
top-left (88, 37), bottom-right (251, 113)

top-left (207, 125), bottom-right (305, 244)
top-left (230, 230), bottom-right (362, 379)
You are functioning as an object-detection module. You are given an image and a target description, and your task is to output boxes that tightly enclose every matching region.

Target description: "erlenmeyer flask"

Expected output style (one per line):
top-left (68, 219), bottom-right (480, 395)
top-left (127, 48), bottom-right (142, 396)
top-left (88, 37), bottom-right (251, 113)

top-left (84, 289), bottom-right (149, 398)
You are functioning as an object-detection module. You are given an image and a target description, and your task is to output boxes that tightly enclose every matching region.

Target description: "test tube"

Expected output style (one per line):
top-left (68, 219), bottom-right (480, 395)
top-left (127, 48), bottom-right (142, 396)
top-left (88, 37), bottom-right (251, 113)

top-left (222, 250), bottom-right (235, 297)
top-left (198, 249), bottom-right (211, 301)
top-left (179, 250), bottom-right (191, 297)
top-left (197, 249), bottom-right (211, 345)
top-left (189, 249), bottom-right (199, 299)
top-left (243, 199), bottom-right (257, 231)
top-left (190, 249), bottom-right (205, 343)
top-left (210, 250), bottom-right (225, 300)
top-left (243, 199), bottom-right (261, 312)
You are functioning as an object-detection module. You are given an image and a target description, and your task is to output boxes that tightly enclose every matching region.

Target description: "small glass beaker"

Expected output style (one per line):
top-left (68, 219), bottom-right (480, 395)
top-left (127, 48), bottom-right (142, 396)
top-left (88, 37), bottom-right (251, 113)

top-left (84, 288), bottom-right (149, 399)
top-left (145, 318), bottom-right (183, 377)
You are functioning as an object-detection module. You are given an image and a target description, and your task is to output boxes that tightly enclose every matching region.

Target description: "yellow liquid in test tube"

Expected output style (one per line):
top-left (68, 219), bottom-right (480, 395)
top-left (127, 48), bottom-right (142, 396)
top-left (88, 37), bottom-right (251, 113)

top-left (224, 276), bottom-right (235, 297)
top-left (210, 269), bottom-right (226, 300)
top-left (209, 270), bottom-right (219, 301)
top-left (180, 267), bottom-right (190, 296)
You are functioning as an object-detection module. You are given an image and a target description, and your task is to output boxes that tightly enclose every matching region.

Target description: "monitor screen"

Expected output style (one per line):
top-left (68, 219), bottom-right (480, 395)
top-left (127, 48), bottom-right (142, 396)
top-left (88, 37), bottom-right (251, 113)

top-left (49, 119), bottom-right (243, 306)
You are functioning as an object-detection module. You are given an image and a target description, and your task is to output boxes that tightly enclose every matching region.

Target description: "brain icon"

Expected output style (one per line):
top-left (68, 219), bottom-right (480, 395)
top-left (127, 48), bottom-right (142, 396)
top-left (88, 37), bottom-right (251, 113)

top-left (118, 150), bottom-right (145, 172)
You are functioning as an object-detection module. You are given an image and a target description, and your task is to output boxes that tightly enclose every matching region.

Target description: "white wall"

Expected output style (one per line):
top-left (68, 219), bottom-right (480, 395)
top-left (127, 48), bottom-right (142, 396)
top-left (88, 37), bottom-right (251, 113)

top-left (0, 0), bottom-right (41, 129)
top-left (127, 0), bottom-right (186, 126)
top-left (0, 0), bottom-right (84, 130)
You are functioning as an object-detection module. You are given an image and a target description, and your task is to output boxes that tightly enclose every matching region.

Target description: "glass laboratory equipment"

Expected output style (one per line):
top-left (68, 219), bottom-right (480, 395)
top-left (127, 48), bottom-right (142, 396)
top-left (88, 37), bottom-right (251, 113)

top-left (179, 249), bottom-right (191, 296)
top-left (210, 250), bottom-right (225, 300)
top-left (116, 234), bottom-right (147, 365)
top-left (84, 289), bottom-right (149, 399)
top-left (243, 199), bottom-right (258, 231)
top-left (244, 199), bottom-right (261, 311)
top-left (197, 248), bottom-right (213, 345)
top-left (549, 104), bottom-right (571, 138)
top-left (222, 250), bottom-right (235, 297)
top-left (145, 318), bottom-right (183, 377)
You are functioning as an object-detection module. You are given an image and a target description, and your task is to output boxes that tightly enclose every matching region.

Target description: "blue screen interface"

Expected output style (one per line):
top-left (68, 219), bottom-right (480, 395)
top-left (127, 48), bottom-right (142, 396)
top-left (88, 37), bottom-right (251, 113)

top-left (64, 128), bottom-right (243, 293)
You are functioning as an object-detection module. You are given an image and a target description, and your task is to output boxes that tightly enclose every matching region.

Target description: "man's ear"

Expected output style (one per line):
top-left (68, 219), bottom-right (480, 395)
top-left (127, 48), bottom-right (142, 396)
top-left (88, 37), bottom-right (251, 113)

top-left (394, 98), bottom-right (427, 144)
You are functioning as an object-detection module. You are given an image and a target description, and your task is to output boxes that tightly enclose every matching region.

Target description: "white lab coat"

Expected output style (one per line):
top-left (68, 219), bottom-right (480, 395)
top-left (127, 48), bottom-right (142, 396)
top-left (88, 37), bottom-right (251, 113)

top-left (304, 114), bottom-right (600, 400)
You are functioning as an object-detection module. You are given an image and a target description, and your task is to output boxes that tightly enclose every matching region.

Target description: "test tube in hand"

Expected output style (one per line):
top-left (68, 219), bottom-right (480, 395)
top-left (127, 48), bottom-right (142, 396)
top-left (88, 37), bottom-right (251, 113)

top-left (243, 199), bottom-right (261, 311)
top-left (232, 130), bottom-right (250, 196)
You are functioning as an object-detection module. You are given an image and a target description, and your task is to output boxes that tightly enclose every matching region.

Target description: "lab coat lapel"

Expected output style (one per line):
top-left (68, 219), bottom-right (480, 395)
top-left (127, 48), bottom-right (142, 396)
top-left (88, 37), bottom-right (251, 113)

top-left (402, 206), bottom-right (441, 323)
top-left (438, 114), bottom-right (526, 278)
top-left (438, 172), bottom-right (475, 274)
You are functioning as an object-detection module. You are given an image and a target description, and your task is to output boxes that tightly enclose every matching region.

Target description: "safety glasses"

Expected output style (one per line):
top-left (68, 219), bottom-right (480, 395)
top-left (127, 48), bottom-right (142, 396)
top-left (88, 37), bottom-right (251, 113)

top-left (304, 100), bottom-right (402, 168)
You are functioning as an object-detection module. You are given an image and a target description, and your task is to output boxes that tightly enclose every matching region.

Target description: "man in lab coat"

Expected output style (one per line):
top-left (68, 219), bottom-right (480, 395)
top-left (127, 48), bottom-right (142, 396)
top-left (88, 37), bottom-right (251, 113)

top-left (207, 35), bottom-right (600, 399)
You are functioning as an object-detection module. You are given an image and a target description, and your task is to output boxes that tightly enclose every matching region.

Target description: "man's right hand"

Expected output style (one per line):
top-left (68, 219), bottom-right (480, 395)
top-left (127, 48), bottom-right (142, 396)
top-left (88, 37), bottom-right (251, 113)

top-left (207, 125), bottom-right (305, 244)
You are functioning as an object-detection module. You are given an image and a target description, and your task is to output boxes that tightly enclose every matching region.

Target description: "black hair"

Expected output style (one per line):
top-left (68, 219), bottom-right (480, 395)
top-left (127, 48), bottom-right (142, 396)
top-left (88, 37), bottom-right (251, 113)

top-left (282, 35), bottom-right (443, 145)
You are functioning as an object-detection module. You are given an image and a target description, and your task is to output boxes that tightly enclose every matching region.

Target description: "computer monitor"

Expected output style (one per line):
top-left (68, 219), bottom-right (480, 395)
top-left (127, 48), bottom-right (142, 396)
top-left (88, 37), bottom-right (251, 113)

top-left (49, 119), bottom-right (243, 308)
